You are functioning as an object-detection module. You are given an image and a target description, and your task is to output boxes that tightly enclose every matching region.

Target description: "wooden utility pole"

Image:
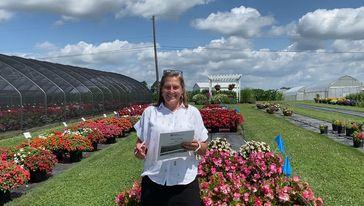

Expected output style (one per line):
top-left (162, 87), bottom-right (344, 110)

top-left (152, 15), bottom-right (160, 94)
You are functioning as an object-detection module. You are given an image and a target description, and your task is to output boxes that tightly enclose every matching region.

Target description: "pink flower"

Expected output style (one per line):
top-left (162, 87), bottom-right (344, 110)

top-left (303, 189), bottom-right (314, 200)
top-left (233, 192), bottom-right (241, 200)
top-left (243, 192), bottom-right (250, 202)
top-left (278, 190), bottom-right (290, 202)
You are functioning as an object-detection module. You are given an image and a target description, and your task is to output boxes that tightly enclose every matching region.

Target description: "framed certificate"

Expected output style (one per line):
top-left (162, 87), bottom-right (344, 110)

top-left (157, 130), bottom-right (194, 161)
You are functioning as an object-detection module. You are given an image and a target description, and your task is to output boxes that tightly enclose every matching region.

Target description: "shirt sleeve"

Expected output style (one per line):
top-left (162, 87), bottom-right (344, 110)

top-left (134, 106), bottom-right (151, 142)
top-left (193, 107), bottom-right (208, 142)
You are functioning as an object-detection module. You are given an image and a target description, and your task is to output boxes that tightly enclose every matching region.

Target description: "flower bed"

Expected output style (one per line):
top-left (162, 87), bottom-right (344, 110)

top-left (315, 97), bottom-right (357, 106)
top-left (118, 104), bottom-right (149, 116)
top-left (200, 107), bottom-right (244, 133)
top-left (0, 158), bottom-right (30, 192)
top-left (11, 146), bottom-right (57, 182)
top-left (115, 140), bottom-right (323, 206)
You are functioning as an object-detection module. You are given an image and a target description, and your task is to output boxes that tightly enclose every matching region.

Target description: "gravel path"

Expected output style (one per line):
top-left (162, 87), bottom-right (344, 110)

top-left (269, 110), bottom-right (364, 152)
top-left (296, 104), bottom-right (364, 118)
top-left (208, 131), bottom-right (246, 151)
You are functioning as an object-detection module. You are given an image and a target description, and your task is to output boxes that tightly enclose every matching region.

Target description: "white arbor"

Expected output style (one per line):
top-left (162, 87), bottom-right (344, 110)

top-left (208, 74), bottom-right (242, 102)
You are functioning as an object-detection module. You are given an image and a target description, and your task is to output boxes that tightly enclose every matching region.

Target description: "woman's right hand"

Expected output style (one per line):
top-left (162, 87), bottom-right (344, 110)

top-left (134, 141), bottom-right (147, 160)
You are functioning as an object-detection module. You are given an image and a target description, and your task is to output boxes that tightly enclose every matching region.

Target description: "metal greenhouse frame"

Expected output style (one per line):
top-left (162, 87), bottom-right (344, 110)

top-left (0, 54), bottom-right (151, 132)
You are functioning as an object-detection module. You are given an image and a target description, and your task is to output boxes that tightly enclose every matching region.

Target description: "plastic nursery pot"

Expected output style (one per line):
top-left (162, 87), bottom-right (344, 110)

top-left (92, 141), bottom-right (98, 151)
top-left (332, 124), bottom-right (338, 131)
top-left (30, 169), bottom-right (48, 183)
top-left (320, 128), bottom-right (328, 134)
top-left (345, 128), bottom-right (354, 137)
top-left (106, 137), bottom-right (116, 144)
top-left (337, 126), bottom-right (345, 134)
top-left (69, 151), bottom-right (83, 162)
top-left (353, 140), bottom-right (363, 148)
top-left (0, 190), bottom-right (11, 205)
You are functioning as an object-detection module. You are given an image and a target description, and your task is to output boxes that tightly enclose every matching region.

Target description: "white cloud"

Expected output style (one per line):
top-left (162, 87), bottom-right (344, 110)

top-left (192, 6), bottom-right (274, 37)
top-left (332, 39), bottom-right (364, 52)
top-left (33, 37), bottom-right (364, 89)
top-left (0, 9), bottom-right (12, 22)
top-left (116, 0), bottom-right (210, 18)
top-left (35, 41), bottom-right (58, 51)
top-left (269, 22), bottom-right (298, 37)
top-left (0, 0), bottom-right (209, 22)
top-left (297, 7), bottom-right (364, 40)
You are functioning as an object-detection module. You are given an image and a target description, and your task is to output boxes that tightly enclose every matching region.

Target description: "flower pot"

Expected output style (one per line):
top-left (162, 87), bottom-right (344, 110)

top-left (52, 150), bottom-right (65, 162)
top-left (346, 128), bottom-right (354, 137)
top-left (219, 128), bottom-right (230, 132)
top-left (106, 137), bottom-right (116, 144)
top-left (320, 128), bottom-right (328, 134)
top-left (30, 169), bottom-right (48, 183)
top-left (337, 126), bottom-right (345, 134)
top-left (211, 127), bottom-right (219, 133)
top-left (332, 124), bottom-right (338, 131)
top-left (353, 140), bottom-right (363, 148)
top-left (69, 151), bottom-right (83, 162)
top-left (92, 141), bottom-right (98, 151)
top-left (0, 190), bottom-right (11, 205)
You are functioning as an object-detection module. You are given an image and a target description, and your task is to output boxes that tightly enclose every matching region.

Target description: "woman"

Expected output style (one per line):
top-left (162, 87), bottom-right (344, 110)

top-left (134, 70), bottom-right (208, 206)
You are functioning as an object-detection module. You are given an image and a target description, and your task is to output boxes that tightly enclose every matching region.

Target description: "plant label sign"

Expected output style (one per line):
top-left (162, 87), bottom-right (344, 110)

top-left (81, 117), bottom-right (86, 122)
top-left (63, 122), bottom-right (68, 127)
top-left (103, 114), bottom-right (107, 118)
top-left (23, 132), bottom-right (32, 139)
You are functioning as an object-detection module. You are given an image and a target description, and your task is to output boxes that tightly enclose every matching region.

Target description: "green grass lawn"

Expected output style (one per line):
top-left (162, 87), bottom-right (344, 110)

top-left (278, 102), bottom-right (364, 123)
top-left (293, 100), bottom-right (364, 112)
top-left (3, 104), bottom-right (364, 205)
top-left (6, 134), bottom-right (142, 206)
top-left (0, 114), bottom-right (114, 148)
top-left (239, 104), bottom-right (364, 206)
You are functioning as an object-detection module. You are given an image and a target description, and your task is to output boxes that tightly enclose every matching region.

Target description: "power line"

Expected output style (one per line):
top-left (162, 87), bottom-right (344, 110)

top-left (37, 46), bottom-right (154, 60)
top-left (160, 45), bottom-right (364, 54)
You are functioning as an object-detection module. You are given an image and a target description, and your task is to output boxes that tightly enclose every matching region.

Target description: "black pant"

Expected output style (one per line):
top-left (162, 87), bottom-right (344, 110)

top-left (141, 176), bottom-right (202, 206)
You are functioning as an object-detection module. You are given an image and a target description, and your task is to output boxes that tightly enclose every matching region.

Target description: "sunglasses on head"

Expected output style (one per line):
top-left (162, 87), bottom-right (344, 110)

top-left (163, 69), bottom-right (183, 77)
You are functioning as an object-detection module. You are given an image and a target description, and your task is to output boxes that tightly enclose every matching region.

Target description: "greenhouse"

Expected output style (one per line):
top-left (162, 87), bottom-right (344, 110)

top-left (0, 54), bottom-right (151, 132)
top-left (283, 75), bottom-right (364, 101)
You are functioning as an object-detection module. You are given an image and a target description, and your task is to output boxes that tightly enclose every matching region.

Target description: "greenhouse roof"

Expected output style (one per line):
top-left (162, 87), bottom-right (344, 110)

top-left (0, 54), bottom-right (151, 107)
top-left (283, 86), bottom-right (305, 95)
top-left (329, 75), bottom-right (363, 87)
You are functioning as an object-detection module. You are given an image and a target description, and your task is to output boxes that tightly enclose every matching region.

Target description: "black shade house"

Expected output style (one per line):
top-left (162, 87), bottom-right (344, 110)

top-left (0, 54), bottom-right (151, 131)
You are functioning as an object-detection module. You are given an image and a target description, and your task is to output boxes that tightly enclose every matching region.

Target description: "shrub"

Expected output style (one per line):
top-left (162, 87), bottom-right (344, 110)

top-left (192, 94), bottom-right (208, 105)
top-left (210, 94), bottom-right (230, 104)
top-left (240, 88), bottom-right (256, 104)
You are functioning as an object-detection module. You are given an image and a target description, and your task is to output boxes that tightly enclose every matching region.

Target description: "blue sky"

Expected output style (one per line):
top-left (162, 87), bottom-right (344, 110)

top-left (1, 0), bottom-right (364, 89)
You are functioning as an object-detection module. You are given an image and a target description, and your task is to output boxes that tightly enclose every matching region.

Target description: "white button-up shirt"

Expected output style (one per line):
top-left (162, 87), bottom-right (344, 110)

top-left (134, 103), bottom-right (208, 186)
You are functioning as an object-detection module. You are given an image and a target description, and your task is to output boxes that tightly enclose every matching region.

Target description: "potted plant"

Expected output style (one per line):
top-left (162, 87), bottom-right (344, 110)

top-left (353, 132), bottom-right (364, 148)
top-left (336, 120), bottom-right (345, 134)
top-left (12, 146), bottom-right (57, 183)
top-left (0, 159), bottom-right (30, 204)
top-left (282, 107), bottom-right (293, 116)
top-left (345, 122), bottom-right (358, 137)
top-left (319, 125), bottom-right (328, 134)
top-left (214, 84), bottom-right (221, 91)
top-left (331, 120), bottom-right (340, 132)
top-left (266, 106), bottom-right (277, 114)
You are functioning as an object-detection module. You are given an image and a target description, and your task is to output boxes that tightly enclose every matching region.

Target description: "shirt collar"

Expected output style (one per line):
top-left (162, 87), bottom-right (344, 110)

top-left (159, 102), bottom-right (185, 112)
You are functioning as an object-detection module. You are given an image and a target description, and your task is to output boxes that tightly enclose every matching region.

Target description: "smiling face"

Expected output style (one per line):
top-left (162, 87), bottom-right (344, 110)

top-left (161, 76), bottom-right (183, 109)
